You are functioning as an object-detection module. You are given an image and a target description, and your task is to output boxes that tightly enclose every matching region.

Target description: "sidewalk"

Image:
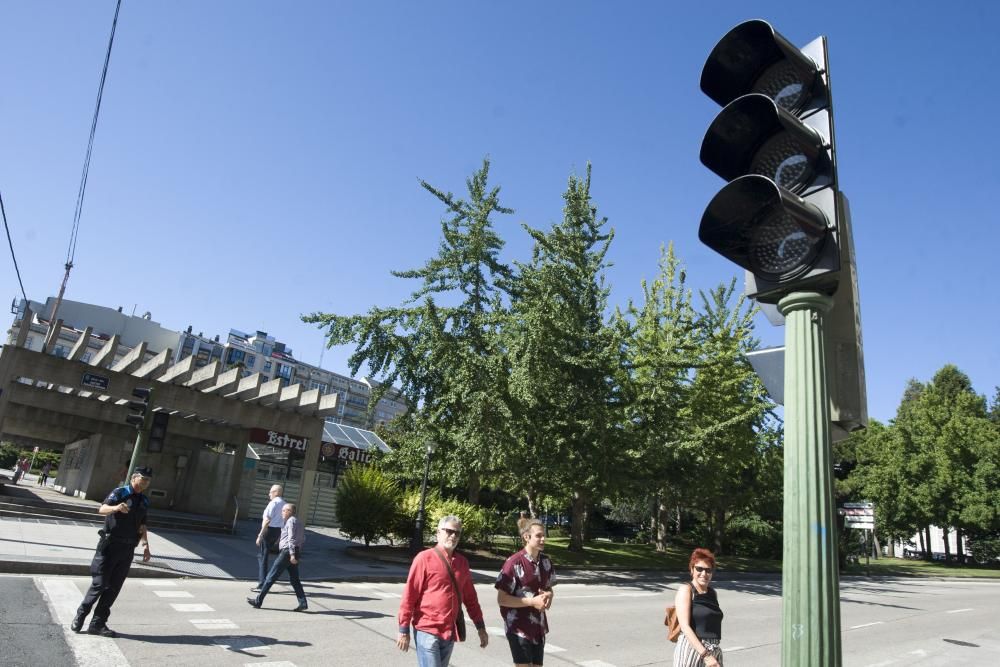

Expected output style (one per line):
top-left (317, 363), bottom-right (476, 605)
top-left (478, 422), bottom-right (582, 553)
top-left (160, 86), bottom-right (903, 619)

top-left (0, 469), bottom-right (736, 586)
top-left (0, 475), bottom-right (411, 583)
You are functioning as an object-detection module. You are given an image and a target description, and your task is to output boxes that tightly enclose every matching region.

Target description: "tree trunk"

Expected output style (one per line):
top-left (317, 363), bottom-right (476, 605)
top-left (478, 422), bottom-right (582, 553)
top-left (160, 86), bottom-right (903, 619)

top-left (872, 533), bottom-right (881, 560)
top-left (924, 526), bottom-right (934, 561)
top-left (526, 492), bottom-right (538, 519)
top-left (655, 499), bottom-right (670, 552)
top-left (569, 490), bottom-right (588, 552)
top-left (918, 530), bottom-right (926, 555)
top-left (956, 528), bottom-right (964, 562)
top-left (712, 508), bottom-right (725, 555)
top-left (676, 505), bottom-right (682, 535)
top-left (942, 526), bottom-right (951, 561)
top-left (467, 472), bottom-right (481, 504)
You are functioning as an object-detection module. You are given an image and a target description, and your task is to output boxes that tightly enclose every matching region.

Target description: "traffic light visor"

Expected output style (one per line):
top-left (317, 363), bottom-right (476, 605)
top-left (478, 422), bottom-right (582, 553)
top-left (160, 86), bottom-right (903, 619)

top-left (701, 19), bottom-right (821, 113)
top-left (700, 94), bottom-right (828, 193)
top-left (699, 175), bottom-right (829, 280)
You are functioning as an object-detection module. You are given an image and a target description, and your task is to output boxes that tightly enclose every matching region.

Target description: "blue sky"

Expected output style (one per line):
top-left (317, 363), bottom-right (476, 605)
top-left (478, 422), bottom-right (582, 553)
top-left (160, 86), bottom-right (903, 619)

top-left (2, 1), bottom-right (998, 424)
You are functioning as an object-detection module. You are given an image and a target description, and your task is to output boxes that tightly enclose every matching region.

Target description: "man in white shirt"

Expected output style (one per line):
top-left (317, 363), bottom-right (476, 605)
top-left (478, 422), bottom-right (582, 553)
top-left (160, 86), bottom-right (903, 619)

top-left (253, 484), bottom-right (286, 592)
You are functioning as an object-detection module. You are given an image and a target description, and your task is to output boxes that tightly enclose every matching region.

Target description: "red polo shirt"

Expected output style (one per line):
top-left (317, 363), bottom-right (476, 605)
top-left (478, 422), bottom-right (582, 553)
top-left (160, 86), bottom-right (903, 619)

top-left (398, 547), bottom-right (485, 641)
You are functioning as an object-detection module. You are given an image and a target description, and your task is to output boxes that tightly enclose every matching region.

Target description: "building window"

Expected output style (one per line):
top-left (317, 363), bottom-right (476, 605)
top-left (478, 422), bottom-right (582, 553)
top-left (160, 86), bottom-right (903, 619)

top-left (310, 381), bottom-right (328, 394)
top-left (263, 360), bottom-right (272, 373)
top-left (245, 354), bottom-right (256, 369)
top-left (53, 345), bottom-right (68, 358)
top-left (81, 352), bottom-right (93, 363)
top-left (277, 364), bottom-right (293, 381)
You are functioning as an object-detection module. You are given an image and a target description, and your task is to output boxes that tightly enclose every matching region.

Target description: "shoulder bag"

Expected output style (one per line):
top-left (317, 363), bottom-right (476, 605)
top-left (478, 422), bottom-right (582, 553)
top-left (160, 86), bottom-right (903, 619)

top-left (664, 583), bottom-right (695, 642)
top-left (432, 547), bottom-right (468, 642)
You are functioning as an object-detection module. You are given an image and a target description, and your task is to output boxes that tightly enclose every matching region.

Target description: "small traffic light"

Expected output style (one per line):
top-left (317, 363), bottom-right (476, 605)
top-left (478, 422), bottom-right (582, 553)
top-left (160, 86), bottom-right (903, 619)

top-left (148, 412), bottom-right (170, 453)
top-left (698, 19), bottom-right (841, 304)
top-left (125, 387), bottom-right (152, 430)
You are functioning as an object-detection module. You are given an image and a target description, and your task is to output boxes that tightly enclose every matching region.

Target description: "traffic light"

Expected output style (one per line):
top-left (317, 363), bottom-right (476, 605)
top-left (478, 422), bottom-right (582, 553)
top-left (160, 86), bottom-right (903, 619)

top-left (148, 411), bottom-right (170, 453)
top-left (125, 387), bottom-right (152, 430)
top-left (698, 20), bottom-right (841, 304)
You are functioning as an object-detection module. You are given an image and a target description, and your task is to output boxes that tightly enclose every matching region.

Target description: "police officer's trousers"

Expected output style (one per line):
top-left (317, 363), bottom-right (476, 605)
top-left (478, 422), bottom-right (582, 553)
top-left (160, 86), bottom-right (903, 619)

top-left (78, 542), bottom-right (134, 626)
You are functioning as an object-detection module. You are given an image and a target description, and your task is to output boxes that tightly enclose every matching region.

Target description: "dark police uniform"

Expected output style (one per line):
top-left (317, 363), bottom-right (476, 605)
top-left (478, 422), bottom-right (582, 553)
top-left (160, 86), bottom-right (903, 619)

top-left (72, 472), bottom-right (151, 635)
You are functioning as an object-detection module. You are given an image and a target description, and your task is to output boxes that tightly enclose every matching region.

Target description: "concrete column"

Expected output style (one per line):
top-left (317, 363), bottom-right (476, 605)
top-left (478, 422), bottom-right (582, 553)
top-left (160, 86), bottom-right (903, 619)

top-left (295, 421), bottom-right (325, 525)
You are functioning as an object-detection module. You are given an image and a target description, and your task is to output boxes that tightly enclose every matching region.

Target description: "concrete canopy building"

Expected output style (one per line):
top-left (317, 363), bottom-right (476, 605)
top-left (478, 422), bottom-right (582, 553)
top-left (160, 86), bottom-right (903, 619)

top-left (1, 298), bottom-right (400, 527)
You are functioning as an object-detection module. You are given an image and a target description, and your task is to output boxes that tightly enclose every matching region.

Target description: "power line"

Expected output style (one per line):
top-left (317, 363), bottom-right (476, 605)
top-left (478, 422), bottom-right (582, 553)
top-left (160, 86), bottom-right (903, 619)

top-left (66, 0), bottom-right (123, 266)
top-left (1, 189), bottom-right (28, 302)
top-left (47, 0), bottom-right (123, 343)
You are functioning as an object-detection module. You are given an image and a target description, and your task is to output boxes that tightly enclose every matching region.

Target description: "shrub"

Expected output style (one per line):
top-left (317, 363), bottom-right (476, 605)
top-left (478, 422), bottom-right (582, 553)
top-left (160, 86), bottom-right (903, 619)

top-left (389, 489), bottom-right (440, 546)
top-left (335, 465), bottom-right (400, 546)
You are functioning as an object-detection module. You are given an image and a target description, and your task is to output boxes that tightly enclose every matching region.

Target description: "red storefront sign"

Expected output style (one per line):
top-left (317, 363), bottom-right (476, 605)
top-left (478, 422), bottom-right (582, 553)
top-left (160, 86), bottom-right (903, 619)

top-left (249, 428), bottom-right (308, 452)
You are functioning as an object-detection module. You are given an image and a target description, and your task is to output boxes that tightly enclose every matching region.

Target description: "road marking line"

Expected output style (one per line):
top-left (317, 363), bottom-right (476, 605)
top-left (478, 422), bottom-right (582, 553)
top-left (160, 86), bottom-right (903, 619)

top-left (945, 608), bottom-right (973, 614)
top-left (373, 590), bottom-right (401, 598)
top-left (214, 636), bottom-right (276, 652)
top-left (191, 618), bottom-right (240, 629)
top-left (153, 590), bottom-right (194, 598)
top-left (851, 621), bottom-right (884, 629)
top-left (723, 646), bottom-right (746, 651)
top-left (244, 662), bottom-right (296, 666)
top-left (486, 626), bottom-right (506, 636)
top-left (37, 578), bottom-right (131, 667)
top-left (577, 661), bottom-right (617, 667)
top-left (863, 660), bottom-right (897, 666)
top-left (908, 649), bottom-right (928, 657)
top-left (545, 642), bottom-right (567, 653)
top-left (170, 603), bottom-right (215, 612)
top-left (559, 592), bottom-right (658, 599)
top-left (140, 580), bottom-right (177, 586)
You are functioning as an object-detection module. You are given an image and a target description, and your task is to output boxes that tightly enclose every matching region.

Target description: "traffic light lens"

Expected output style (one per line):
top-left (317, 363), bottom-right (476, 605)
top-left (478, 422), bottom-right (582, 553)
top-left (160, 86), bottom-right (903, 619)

top-left (752, 60), bottom-right (810, 113)
top-left (749, 209), bottom-right (822, 277)
top-left (751, 133), bottom-right (815, 192)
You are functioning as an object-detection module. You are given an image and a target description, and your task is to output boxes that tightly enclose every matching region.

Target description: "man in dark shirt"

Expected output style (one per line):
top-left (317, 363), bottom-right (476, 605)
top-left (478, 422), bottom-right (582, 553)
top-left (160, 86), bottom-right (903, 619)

top-left (71, 466), bottom-right (154, 637)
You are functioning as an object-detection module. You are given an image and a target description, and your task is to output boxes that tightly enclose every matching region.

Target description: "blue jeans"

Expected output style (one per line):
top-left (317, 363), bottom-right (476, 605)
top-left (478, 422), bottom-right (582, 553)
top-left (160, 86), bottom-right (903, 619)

top-left (253, 548), bottom-right (306, 608)
top-left (415, 629), bottom-right (454, 667)
top-left (257, 526), bottom-right (281, 587)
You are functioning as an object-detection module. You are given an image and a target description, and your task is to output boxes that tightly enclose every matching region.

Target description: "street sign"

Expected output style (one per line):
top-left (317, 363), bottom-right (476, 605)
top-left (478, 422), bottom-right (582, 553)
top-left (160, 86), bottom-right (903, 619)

top-left (842, 501), bottom-right (874, 529)
top-left (81, 372), bottom-right (110, 390)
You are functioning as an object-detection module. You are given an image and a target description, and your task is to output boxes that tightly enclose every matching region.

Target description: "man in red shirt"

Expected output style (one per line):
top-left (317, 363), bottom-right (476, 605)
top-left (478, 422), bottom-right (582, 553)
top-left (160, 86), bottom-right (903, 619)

top-left (397, 515), bottom-right (489, 666)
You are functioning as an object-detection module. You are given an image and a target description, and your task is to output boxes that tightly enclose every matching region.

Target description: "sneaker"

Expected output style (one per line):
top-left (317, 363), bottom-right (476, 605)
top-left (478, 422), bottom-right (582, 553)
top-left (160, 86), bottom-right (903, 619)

top-left (293, 604), bottom-right (308, 612)
top-left (87, 625), bottom-right (116, 638)
top-left (246, 597), bottom-right (261, 609)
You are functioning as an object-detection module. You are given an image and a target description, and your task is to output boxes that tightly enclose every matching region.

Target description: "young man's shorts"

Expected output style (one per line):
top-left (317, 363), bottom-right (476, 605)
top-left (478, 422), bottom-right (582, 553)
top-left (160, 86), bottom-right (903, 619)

top-left (507, 634), bottom-right (545, 664)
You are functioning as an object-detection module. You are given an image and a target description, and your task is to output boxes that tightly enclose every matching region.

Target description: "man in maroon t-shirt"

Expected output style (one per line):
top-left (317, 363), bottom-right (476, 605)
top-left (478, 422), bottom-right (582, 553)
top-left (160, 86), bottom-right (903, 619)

top-left (495, 518), bottom-right (557, 667)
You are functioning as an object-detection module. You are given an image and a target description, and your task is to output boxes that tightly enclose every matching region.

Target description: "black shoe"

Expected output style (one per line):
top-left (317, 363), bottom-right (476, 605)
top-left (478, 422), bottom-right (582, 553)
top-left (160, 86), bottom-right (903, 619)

top-left (292, 604), bottom-right (308, 612)
top-left (87, 625), bottom-right (116, 638)
top-left (70, 611), bottom-right (87, 633)
top-left (250, 586), bottom-right (261, 593)
top-left (246, 597), bottom-right (261, 609)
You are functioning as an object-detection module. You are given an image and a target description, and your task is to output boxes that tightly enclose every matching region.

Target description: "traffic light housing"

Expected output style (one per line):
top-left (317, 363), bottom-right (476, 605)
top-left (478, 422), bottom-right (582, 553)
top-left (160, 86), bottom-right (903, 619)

top-left (698, 20), bottom-right (841, 304)
top-left (148, 411), bottom-right (170, 453)
top-left (125, 387), bottom-right (152, 430)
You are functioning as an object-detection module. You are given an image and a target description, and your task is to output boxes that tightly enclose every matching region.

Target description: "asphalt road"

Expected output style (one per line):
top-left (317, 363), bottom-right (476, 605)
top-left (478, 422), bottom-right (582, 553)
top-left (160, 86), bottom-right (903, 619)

top-left (3, 573), bottom-right (999, 666)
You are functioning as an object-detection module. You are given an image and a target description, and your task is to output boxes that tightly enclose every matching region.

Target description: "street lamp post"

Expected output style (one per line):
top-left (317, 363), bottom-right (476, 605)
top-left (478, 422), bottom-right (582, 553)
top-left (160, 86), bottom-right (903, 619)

top-left (411, 441), bottom-right (436, 555)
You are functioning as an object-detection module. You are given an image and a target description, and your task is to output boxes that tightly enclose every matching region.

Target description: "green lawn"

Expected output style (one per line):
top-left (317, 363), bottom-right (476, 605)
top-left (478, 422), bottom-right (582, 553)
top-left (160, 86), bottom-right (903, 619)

top-left (347, 538), bottom-right (1000, 578)
top-left (840, 556), bottom-right (1000, 578)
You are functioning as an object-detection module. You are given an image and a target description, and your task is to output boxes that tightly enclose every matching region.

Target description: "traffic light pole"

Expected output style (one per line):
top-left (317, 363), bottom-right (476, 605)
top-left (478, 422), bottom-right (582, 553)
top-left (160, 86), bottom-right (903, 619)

top-left (124, 387), bottom-right (155, 485)
top-left (124, 428), bottom-right (149, 486)
top-left (779, 291), bottom-right (842, 667)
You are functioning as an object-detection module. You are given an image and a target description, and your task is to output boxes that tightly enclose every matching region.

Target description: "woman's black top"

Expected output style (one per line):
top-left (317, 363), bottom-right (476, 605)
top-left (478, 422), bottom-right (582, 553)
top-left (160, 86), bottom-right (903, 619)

top-left (690, 585), bottom-right (723, 639)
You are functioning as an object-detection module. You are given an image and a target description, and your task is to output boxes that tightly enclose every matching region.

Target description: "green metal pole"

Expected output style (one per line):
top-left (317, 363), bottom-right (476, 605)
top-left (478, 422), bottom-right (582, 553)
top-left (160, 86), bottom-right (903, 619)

top-left (124, 388), bottom-right (154, 485)
top-left (779, 291), bottom-right (842, 667)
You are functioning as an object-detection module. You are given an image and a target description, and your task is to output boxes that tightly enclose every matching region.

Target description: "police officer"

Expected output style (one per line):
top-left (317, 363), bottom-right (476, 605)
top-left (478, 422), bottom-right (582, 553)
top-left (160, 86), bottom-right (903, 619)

top-left (71, 466), bottom-right (154, 637)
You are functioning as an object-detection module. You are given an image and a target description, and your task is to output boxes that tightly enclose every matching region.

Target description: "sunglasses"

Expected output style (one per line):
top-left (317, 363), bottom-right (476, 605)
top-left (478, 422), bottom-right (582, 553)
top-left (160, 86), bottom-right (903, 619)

top-left (694, 566), bottom-right (714, 574)
top-left (440, 527), bottom-right (461, 536)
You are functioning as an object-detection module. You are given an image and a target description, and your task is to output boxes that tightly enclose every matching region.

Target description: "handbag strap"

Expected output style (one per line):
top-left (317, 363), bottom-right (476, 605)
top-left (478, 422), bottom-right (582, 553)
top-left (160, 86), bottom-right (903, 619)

top-left (432, 547), bottom-right (463, 607)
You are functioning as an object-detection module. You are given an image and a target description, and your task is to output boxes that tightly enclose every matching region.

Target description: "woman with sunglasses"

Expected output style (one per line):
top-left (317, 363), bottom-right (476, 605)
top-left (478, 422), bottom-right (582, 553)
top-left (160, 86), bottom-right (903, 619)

top-left (673, 548), bottom-right (724, 666)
